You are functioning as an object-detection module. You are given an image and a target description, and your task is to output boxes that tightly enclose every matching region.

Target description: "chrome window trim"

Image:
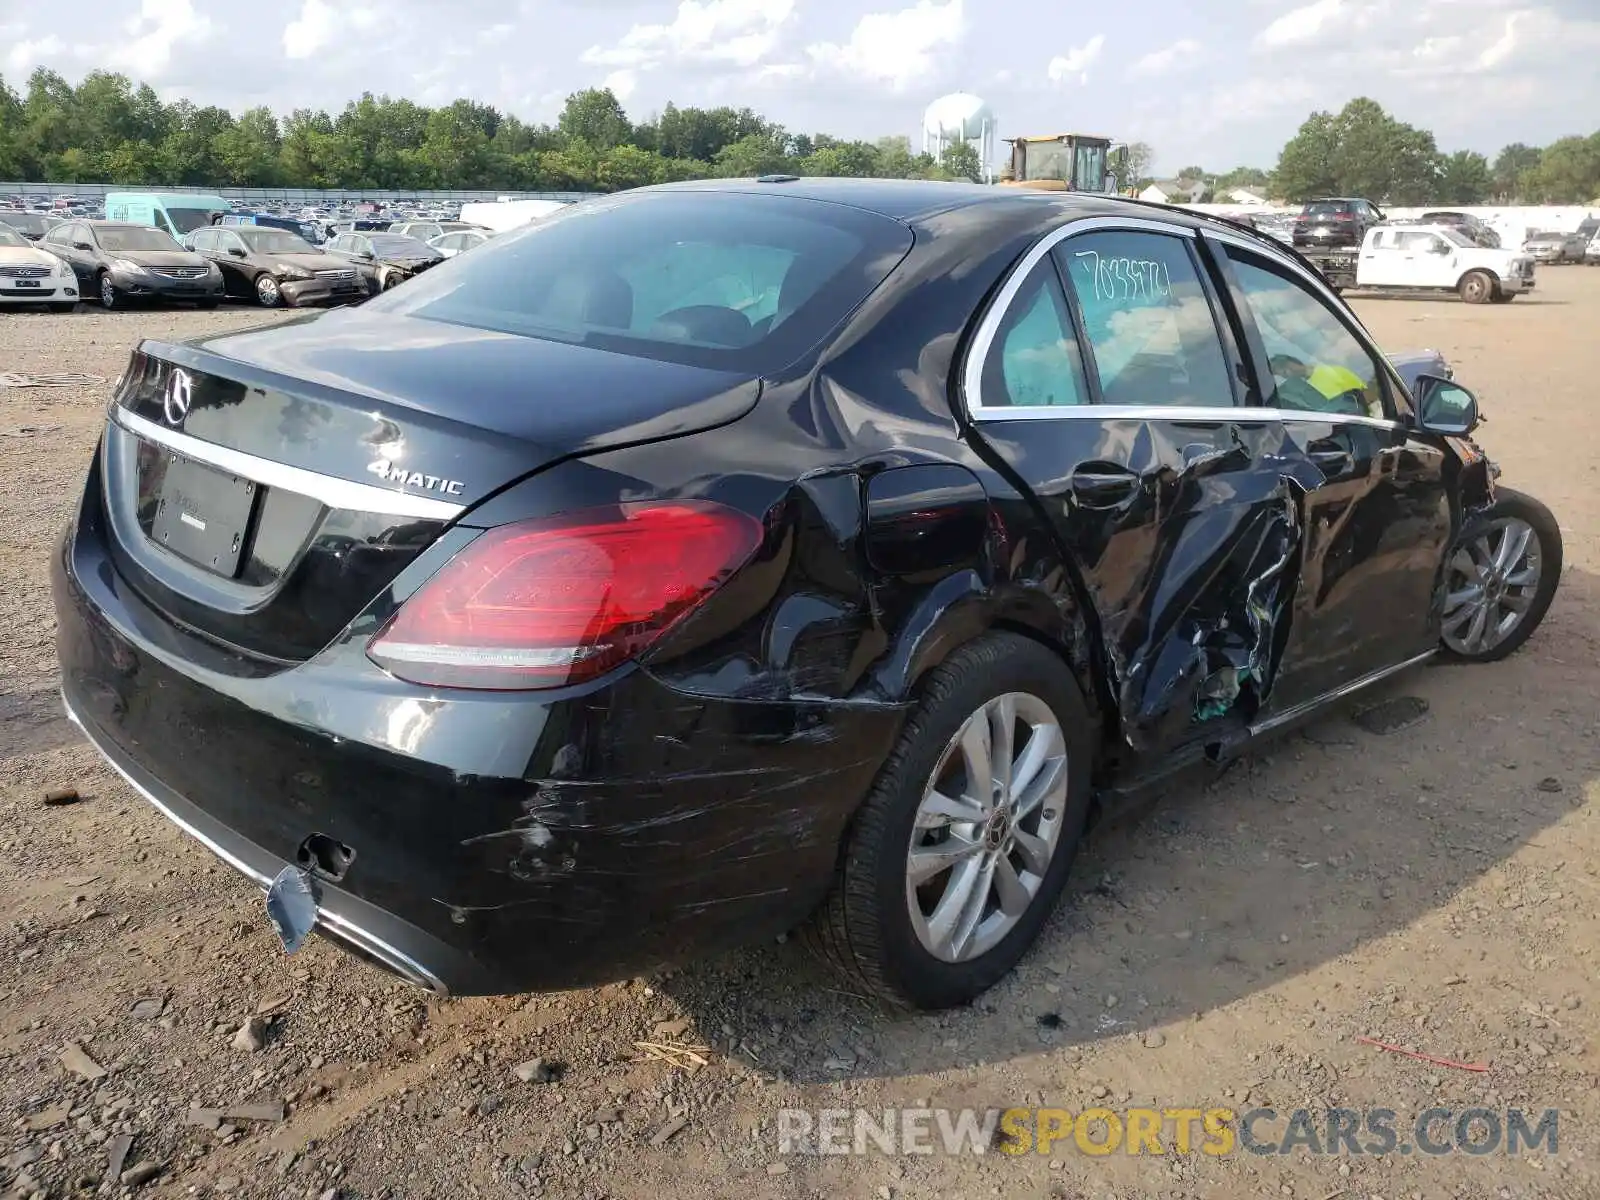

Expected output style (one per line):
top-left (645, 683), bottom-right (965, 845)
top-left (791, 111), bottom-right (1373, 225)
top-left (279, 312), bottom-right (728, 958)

top-left (112, 406), bottom-right (467, 521)
top-left (963, 215), bottom-right (1200, 421)
top-left (963, 215), bottom-right (1409, 434)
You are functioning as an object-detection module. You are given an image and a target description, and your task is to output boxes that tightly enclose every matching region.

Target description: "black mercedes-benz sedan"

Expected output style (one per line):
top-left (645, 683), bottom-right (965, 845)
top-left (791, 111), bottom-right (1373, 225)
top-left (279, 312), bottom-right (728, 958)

top-left (53, 180), bottom-right (1562, 1010)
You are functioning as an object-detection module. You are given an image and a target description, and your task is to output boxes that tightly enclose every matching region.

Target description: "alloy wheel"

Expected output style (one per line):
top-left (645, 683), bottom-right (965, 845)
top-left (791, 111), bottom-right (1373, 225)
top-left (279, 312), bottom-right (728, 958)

top-left (99, 275), bottom-right (115, 308)
top-left (906, 692), bottom-right (1069, 963)
top-left (257, 275), bottom-right (280, 306)
top-left (1441, 516), bottom-right (1543, 656)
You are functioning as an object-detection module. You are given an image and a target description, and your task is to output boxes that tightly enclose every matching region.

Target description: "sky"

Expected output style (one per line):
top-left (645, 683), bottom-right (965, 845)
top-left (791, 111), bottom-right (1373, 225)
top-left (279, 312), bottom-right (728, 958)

top-left (2, 0), bottom-right (1598, 173)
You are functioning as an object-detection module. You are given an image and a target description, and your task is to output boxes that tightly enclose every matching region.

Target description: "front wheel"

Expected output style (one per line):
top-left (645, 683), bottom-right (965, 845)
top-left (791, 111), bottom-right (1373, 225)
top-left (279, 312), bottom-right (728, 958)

top-left (1459, 270), bottom-right (1495, 304)
top-left (801, 632), bottom-right (1095, 1010)
top-left (1440, 487), bottom-right (1562, 663)
top-left (98, 272), bottom-right (120, 310)
top-left (255, 273), bottom-right (282, 307)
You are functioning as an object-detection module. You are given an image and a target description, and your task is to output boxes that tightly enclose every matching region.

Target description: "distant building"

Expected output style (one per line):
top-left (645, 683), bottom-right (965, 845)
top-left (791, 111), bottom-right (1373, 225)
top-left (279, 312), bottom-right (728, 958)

top-left (1138, 179), bottom-right (1208, 205)
top-left (1226, 186), bottom-right (1270, 206)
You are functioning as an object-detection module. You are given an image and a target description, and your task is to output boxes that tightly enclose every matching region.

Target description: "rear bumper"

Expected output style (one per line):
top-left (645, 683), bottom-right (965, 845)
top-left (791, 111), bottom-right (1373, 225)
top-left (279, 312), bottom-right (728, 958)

top-left (53, 496), bottom-right (899, 995)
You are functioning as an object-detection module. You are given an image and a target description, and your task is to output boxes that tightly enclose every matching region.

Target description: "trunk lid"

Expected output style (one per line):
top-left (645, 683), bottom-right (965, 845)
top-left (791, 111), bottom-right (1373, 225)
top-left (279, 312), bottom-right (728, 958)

top-left (100, 309), bottom-right (760, 662)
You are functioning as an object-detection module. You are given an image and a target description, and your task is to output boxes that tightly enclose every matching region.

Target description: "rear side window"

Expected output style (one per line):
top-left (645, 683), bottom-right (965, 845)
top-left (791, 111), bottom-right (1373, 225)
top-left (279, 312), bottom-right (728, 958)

top-left (981, 259), bottom-right (1087, 407)
top-left (365, 191), bottom-right (915, 372)
top-left (1056, 230), bottom-right (1235, 408)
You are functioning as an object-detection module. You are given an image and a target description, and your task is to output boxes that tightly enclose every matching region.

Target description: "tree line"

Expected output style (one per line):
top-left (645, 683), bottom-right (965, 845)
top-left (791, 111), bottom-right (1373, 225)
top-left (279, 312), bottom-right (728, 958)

top-left (1, 69), bottom-right (1596, 206)
top-left (1149, 99), bottom-right (1600, 206)
top-left (0, 69), bottom-right (980, 192)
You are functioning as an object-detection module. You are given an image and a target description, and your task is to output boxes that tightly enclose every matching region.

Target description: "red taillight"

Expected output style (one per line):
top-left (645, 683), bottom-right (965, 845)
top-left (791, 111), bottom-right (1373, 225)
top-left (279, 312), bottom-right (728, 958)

top-left (367, 501), bottom-right (763, 691)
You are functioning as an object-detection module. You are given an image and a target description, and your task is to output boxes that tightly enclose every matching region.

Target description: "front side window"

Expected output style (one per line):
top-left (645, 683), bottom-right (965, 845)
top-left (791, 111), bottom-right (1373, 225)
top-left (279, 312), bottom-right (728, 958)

top-left (1223, 248), bottom-right (1388, 420)
top-left (188, 228), bottom-right (215, 251)
top-left (980, 258), bottom-right (1087, 408)
top-left (1056, 229), bottom-right (1235, 408)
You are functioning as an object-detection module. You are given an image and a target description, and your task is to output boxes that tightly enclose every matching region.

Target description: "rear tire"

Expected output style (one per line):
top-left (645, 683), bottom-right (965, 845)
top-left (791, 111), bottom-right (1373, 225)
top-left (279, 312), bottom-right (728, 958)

top-left (1458, 270), bottom-right (1495, 304)
top-left (1439, 487), bottom-right (1561, 663)
top-left (801, 632), bottom-right (1095, 1010)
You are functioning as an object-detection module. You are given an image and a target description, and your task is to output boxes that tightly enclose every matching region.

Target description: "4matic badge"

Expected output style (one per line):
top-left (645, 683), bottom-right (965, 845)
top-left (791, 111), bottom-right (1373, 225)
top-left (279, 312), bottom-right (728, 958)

top-left (366, 459), bottom-right (465, 496)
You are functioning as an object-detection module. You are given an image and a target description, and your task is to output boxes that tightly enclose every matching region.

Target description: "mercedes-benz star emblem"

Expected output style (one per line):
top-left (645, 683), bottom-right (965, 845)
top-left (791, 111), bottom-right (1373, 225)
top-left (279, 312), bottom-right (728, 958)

top-left (164, 368), bottom-right (193, 425)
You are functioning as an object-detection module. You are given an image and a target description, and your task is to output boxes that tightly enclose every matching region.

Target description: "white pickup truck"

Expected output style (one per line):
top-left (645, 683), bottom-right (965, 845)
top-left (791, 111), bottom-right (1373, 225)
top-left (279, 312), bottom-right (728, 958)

top-left (1303, 223), bottom-right (1536, 304)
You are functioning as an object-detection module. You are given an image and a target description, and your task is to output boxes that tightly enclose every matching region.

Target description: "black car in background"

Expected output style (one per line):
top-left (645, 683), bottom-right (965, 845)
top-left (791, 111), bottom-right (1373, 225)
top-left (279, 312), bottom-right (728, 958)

top-left (185, 225), bottom-right (366, 308)
top-left (323, 230), bottom-right (443, 293)
top-left (1293, 197), bottom-right (1384, 247)
top-left (53, 181), bottom-right (1562, 1010)
top-left (40, 220), bottom-right (224, 309)
top-left (1420, 211), bottom-right (1501, 248)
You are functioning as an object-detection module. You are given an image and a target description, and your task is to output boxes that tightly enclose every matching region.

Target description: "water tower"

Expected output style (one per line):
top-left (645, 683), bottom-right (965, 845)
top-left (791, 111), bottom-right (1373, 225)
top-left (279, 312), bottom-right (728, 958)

top-left (923, 92), bottom-right (997, 182)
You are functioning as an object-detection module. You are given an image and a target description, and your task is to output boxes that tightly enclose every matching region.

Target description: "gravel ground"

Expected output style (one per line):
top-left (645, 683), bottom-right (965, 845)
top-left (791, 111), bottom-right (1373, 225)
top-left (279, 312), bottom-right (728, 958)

top-left (2, 275), bottom-right (1598, 1200)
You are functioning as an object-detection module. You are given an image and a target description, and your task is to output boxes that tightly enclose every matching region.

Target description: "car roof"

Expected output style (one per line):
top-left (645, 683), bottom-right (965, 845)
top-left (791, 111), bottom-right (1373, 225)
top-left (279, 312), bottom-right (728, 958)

top-left (640, 176), bottom-right (1256, 232)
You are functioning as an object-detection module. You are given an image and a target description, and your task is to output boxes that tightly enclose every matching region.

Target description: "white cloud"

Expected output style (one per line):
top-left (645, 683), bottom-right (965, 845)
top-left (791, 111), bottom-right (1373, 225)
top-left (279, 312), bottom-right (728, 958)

top-left (109, 0), bottom-right (212, 74)
top-left (806, 0), bottom-right (965, 91)
top-left (281, 0), bottom-right (378, 60)
top-left (1130, 38), bottom-right (1201, 76)
top-left (583, 0), bottom-right (796, 71)
top-left (1476, 11), bottom-right (1522, 68)
top-left (6, 35), bottom-right (66, 75)
top-left (1255, 0), bottom-right (1351, 49)
top-left (1047, 33), bottom-right (1105, 85)
top-left (604, 69), bottom-right (638, 100)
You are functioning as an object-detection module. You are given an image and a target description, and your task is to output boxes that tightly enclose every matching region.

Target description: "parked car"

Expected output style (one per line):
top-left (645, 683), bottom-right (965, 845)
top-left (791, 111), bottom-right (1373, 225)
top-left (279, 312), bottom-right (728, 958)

top-left (1419, 211), bottom-right (1500, 248)
top-left (1300, 224), bottom-right (1533, 302)
top-left (428, 229), bottom-right (492, 258)
top-left (40, 220), bottom-right (223, 310)
top-left (184, 226), bottom-right (367, 308)
top-left (1522, 230), bottom-right (1575, 264)
top-left (324, 230), bottom-right (444, 293)
top-left (388, 220), bottom-right (486, 244)
top-left (1586, 234), bottom-right (1600, 266)
top-left (53, 181), bottom-right (1562, 1010)
top-left (0, 223), bottom-right (80, 311)
top-left (1293, 197), bottom-right (1384, 248)
top-left (1561, 218), bottom-right (1598, 262)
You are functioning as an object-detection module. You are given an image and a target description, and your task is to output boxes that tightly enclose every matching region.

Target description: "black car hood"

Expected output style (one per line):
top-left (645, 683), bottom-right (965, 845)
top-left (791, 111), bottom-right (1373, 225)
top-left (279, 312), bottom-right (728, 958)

top-left (180, 306), bottom-right (762, 460)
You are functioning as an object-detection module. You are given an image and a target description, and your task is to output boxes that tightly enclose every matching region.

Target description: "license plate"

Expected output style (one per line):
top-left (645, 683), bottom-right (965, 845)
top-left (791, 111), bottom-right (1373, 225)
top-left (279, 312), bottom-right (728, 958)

top-left (265, 866), bottom-right (320, 954)
top-left (149, 454), bottom-right (257, 577)
top-left (14, 279), bottom-right (40, 288)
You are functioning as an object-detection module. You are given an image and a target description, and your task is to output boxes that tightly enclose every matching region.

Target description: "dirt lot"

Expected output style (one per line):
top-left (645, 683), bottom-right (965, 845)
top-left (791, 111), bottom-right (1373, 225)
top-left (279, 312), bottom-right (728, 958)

top-left (2, 271), bottom-right (1598, 1200)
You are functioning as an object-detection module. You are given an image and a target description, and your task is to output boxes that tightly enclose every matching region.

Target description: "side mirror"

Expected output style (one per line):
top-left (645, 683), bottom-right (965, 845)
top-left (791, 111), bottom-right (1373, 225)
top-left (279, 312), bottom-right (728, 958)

top-left (1414, 374), bottom-right (1481, 436)
top-left (228, 247), bottom-right (247, 258)
top-left (73, 241), bottom-right (93, 251)
top-left (1433, 242), bottom-right (1452, 255)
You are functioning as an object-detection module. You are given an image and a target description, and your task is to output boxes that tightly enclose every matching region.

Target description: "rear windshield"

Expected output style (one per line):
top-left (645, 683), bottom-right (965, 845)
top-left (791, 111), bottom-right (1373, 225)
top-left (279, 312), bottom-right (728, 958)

top-left (363, 190), bottom-right (914, 371)
top-left (0, 212), bottom-right (47, 235)
top-left (99, 227), bottom-right (183, 252)
top-left (1303, 201), bottom-right (1354, 215)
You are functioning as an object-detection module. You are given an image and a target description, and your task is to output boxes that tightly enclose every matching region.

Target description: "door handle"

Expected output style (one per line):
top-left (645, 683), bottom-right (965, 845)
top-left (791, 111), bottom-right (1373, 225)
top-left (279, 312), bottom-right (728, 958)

top-left (1069, 463), bottom-right (1142, 508)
